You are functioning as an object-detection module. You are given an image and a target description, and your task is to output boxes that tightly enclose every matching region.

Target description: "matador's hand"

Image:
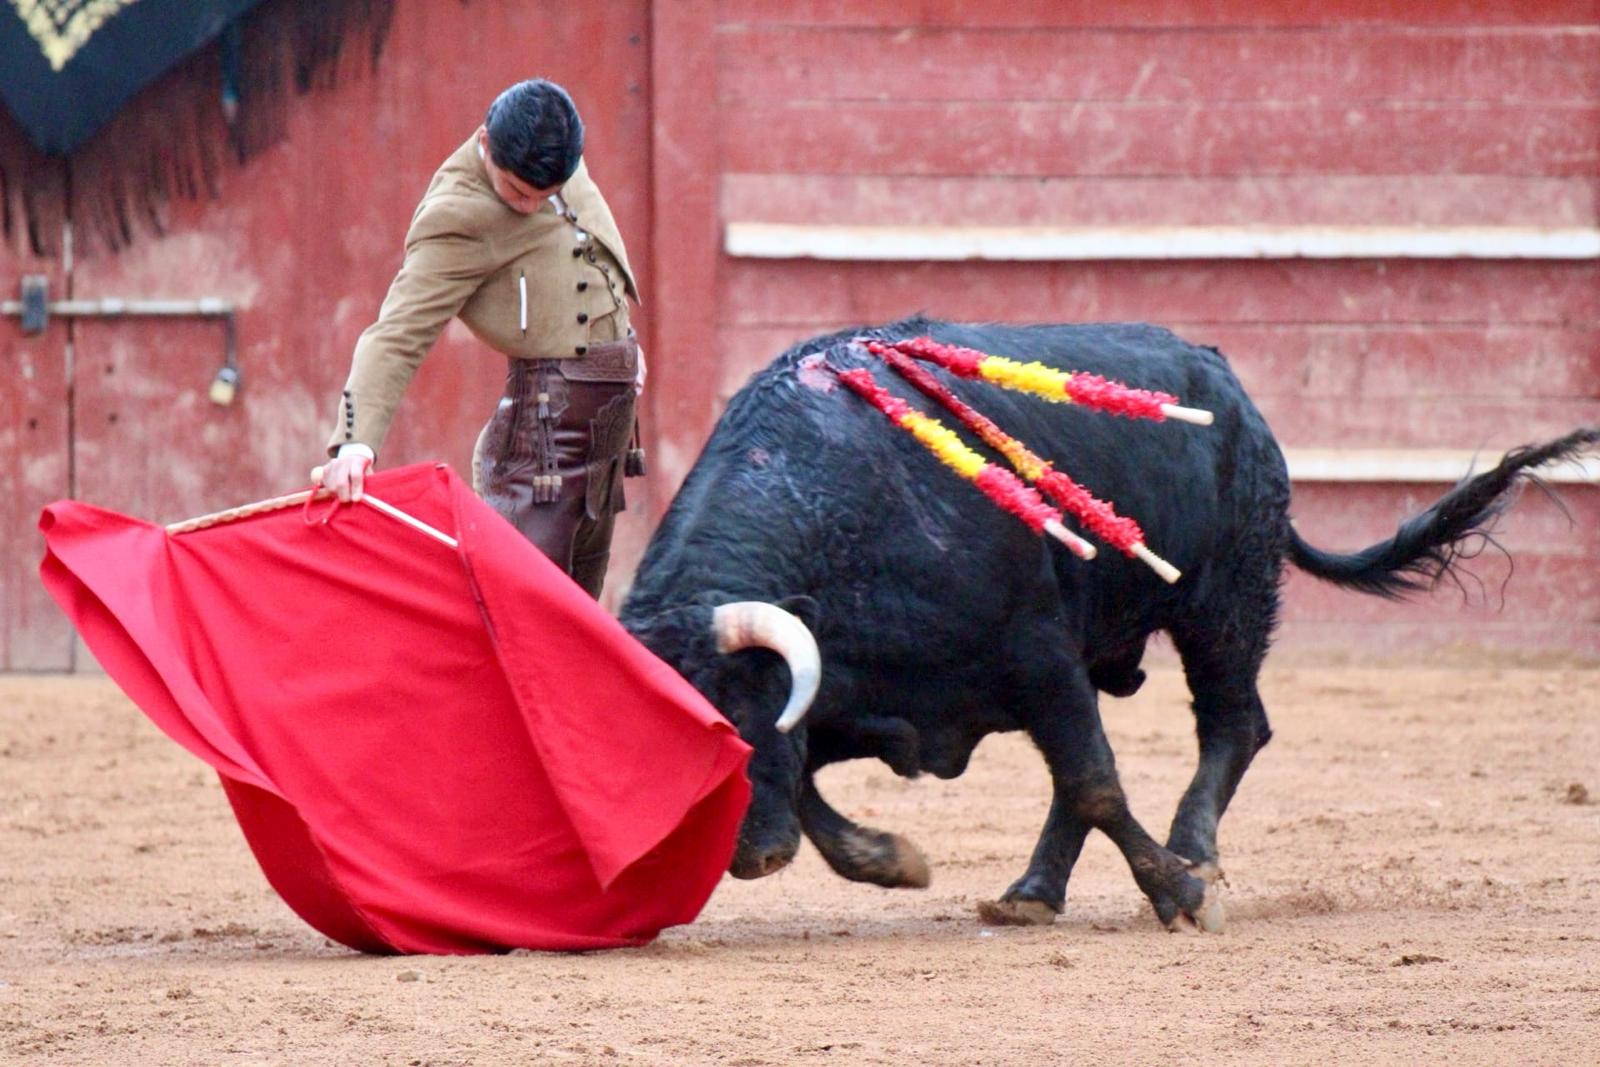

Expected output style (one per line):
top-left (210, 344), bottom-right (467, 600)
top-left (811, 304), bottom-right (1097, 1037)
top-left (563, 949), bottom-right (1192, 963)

top-left (314, 447), bottom-right (374, 503)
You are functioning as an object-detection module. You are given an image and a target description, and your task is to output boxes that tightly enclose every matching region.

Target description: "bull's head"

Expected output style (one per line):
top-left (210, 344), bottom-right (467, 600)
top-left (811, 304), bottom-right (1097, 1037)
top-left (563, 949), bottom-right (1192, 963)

top-left (711, 600), bottom-right (820, 878)
top-left (626, 597), bottom-right (820, 879)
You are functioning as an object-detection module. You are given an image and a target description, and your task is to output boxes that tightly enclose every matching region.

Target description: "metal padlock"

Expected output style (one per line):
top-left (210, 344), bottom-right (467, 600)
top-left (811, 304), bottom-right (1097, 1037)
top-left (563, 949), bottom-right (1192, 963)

top-left (209, 364), bottom-right (240, 406)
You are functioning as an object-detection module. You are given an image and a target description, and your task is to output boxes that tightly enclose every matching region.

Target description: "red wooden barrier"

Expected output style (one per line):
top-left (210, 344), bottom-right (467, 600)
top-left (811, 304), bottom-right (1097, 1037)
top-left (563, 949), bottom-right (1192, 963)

top-left (3, 0), bottom-right (1598, 664)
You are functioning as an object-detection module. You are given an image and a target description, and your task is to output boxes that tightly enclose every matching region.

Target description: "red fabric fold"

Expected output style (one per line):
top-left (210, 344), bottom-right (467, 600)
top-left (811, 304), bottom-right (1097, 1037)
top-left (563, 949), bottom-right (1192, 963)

top-left (38, 463), bottom-right (750, 955)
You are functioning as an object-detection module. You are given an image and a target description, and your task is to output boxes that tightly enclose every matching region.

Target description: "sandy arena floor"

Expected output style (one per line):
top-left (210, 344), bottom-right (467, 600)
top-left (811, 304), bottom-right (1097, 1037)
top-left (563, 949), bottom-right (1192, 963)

top-left (1, 665), bottom-right (1597, 1065)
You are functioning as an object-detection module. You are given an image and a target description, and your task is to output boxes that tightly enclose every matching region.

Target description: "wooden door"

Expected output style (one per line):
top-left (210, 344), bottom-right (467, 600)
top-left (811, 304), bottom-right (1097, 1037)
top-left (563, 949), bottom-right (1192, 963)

top-left (0, 146), bottom-right (72, 669)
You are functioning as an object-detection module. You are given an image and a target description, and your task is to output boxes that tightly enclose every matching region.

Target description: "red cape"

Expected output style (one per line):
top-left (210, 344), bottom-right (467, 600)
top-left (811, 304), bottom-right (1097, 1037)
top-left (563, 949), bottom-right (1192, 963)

top-left (39, 463), bottom-right (750, 954)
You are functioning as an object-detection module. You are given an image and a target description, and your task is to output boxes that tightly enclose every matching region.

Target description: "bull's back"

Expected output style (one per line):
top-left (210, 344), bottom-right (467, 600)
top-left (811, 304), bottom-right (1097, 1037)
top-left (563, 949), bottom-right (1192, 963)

top-left (635, 317), bottom-right (1289, 633)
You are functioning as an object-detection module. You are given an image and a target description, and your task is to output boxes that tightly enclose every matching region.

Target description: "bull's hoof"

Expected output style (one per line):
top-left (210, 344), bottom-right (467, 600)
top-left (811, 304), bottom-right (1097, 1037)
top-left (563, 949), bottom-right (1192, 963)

top-left (817, 829), bottom-right (931, 889)
top-left (728, 851), bottom-right (794, 880)
top-left (1164, 868), bottom-right (1226, 934)
top-left (976, 897), bottom-right (1059, 926)
top-left (888, 834), bottom-right (932, 889)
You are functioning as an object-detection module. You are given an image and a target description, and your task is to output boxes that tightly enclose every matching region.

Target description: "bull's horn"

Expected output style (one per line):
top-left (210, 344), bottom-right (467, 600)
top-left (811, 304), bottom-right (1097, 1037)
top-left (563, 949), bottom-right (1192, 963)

top-left (711, 602), bottom-right (821, 734)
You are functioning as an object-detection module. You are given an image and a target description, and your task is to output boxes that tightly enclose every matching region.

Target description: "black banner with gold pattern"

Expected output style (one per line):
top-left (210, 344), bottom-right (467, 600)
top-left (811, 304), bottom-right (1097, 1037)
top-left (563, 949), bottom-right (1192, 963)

top-left (1, 0), bottom-right (264, 155)
top-left (1, 0), bottom-right (391, 257)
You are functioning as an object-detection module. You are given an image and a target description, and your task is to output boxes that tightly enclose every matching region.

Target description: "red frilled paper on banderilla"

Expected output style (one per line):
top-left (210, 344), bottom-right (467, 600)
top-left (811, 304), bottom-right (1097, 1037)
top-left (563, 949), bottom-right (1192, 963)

top-left (38, 463), bottom-right (751, 955)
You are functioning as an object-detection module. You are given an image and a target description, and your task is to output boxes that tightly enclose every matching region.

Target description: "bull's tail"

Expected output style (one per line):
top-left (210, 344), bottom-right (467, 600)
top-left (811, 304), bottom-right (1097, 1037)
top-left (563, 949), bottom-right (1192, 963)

top-left (1288, 427), bottom-right (1600, 599)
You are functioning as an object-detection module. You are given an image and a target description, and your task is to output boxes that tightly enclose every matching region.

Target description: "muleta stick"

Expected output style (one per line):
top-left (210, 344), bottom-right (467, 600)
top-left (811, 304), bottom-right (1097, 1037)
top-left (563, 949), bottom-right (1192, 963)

top-left (881, 336), bottom-right (1214, 426)
top-left (866, 342), bottom-right (1182, 583)
top-left (831, 366), bottom-right (1091, 556)
top-left (167, 474), bottom-right (459, 549)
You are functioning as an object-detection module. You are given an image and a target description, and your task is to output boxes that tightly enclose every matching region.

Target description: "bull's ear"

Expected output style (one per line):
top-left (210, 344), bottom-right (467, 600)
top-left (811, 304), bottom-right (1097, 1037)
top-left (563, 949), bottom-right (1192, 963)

top-left (777, 594), bottom-right (820, 632)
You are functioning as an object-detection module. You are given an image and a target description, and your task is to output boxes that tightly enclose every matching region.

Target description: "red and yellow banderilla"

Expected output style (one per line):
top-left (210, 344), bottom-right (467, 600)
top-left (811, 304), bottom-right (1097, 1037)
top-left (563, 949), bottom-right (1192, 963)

top-left (862, 342), bottom-right (1183, 583)
top-left (880, 336), bottom-right (1214, 427)
top-left (832, 367), bottom-right (1098, 559)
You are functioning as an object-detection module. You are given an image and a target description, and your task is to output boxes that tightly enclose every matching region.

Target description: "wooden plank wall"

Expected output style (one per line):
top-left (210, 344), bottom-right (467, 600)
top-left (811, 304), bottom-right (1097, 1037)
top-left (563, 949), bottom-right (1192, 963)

top-left (5, 1), bottom-right (1597, 664)
top-left (698, 0), bottom-right (1600, 657)
top-left (0, 113), bottom-right (72, 669)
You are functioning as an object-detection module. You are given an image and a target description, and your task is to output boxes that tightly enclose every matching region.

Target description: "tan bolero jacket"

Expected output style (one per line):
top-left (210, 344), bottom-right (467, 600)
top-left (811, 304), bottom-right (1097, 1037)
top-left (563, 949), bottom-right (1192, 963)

top-left (328, 136), bottom-right (639, 456)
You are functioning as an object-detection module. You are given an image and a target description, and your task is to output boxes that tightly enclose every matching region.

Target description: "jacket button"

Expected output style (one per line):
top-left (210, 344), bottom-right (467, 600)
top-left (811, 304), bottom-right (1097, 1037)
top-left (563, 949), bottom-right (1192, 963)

top-left (575, 345), bottom-right (587, 355)
top-left (572, 247), bottom-right (582, 257)
top-left (576, 281), bottom-right (587, 292)
top-left (576, 313), bottom-right (588, 324)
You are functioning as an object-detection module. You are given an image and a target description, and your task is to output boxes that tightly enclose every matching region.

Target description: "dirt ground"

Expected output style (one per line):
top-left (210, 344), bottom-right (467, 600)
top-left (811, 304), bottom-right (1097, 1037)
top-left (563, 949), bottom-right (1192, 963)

top-left (2, 663), bottom-right (1597, 1066)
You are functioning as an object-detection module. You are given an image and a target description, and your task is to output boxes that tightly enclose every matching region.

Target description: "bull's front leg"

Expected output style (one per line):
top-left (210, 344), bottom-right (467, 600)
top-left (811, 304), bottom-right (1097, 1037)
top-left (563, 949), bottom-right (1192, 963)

top-left (798, 775), bottom-right (930, 889)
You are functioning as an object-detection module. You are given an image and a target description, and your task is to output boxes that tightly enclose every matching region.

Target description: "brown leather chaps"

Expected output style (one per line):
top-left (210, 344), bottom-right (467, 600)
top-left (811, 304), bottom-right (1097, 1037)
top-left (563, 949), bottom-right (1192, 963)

top-left (474, 336), bottom-right (637, 599)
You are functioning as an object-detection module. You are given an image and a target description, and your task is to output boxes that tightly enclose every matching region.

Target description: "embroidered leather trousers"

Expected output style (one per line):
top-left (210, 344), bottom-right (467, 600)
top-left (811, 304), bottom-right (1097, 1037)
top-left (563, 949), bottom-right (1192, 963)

top-left (474, 335), bottom-right (638, 599)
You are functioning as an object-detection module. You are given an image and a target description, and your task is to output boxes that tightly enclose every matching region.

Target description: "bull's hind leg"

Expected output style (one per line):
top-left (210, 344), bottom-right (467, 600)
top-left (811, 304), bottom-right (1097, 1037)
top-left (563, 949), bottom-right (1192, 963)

top-left (980, 661), bottom-right (1222, 931)
top-left (1165, 634), bottom-right (1275, 880)
top-left (799, 775), bottom-right (931, 889)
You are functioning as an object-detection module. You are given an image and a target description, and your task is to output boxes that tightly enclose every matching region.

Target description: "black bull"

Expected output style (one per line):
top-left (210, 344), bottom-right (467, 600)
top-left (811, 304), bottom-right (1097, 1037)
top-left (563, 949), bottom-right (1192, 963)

top-left (620, 318), bottom-right (1598, 932)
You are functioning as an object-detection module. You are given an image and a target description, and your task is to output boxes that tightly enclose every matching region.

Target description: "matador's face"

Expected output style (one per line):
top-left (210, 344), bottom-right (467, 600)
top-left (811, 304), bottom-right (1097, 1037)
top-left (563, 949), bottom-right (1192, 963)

top-left (476, 127), bottom-right (559, 215)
